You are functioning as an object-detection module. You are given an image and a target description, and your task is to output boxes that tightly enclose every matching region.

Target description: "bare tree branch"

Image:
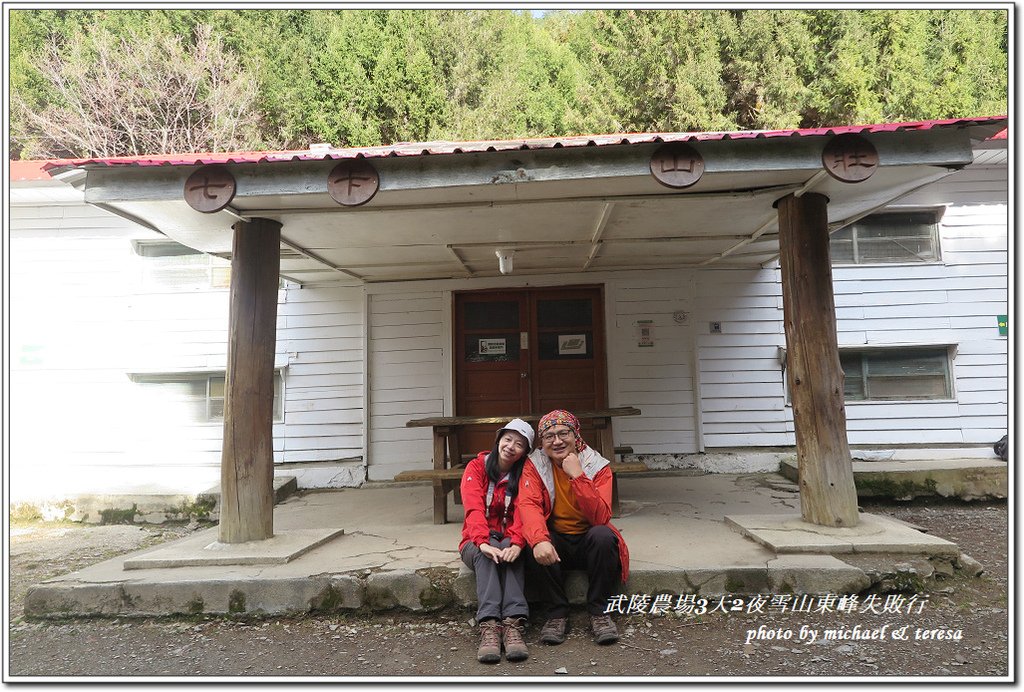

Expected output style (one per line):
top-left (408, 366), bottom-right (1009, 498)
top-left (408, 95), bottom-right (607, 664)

top-left (11, 24), bottom-right (264, 158)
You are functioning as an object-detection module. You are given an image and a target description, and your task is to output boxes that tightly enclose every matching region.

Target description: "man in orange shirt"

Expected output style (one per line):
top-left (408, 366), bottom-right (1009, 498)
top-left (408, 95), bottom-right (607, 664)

top-left (518, 409), bottom-right (630, 645)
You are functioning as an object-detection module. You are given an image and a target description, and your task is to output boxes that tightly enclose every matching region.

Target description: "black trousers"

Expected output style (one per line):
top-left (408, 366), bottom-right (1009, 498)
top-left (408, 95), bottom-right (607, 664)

top-left (525, 525), bottom-right (621, 618)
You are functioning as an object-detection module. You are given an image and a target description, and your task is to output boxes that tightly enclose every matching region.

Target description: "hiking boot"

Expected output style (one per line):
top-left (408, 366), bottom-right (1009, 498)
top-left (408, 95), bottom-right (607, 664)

top-left (539, 616), bottom-right (568, 645)
top-left (501, 616), bottom-right (529, 661)
top-left (477, 620), bottom-right (503, 663)
top-left (590, 614), bottom-right (619, 645)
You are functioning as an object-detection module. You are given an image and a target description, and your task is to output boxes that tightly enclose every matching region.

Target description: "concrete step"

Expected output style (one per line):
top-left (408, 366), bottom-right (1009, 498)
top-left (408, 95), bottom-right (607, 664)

top-left (23, 551), bottom-right (970, 619)
top-left (779, 458), bottom-right (1006, 501)
top-left (20, 473), bottom-right (999, 619)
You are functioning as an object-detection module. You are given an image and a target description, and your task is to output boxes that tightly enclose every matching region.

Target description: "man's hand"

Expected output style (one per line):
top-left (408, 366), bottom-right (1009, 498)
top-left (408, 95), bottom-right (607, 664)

top-left (533, 540), bottom-right (560, 566)
top-left (560, 451), bottom-right (583, 479)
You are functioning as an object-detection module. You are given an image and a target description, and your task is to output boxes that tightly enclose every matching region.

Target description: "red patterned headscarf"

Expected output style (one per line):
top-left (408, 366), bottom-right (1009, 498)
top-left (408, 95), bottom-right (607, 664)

top-left (537, 409), bottom-right (587, 453)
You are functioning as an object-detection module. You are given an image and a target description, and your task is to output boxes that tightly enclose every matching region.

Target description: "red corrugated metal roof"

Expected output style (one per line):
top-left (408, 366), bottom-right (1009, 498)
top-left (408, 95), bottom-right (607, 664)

top-left (10, 159), bottom-right (53, 181)
top-left (36, 116), bottom-right (1007, 172)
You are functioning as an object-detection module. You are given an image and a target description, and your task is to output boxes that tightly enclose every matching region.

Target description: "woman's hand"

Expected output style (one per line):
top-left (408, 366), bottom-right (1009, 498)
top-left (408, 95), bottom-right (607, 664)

top-left (499, 544), bottom-right (522, 563)
top-left (479, 542), bottom-right (502, 564)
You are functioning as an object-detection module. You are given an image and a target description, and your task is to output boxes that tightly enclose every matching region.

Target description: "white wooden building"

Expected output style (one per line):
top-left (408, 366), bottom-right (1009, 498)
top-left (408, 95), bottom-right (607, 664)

top-left (8, 120), bottom-right (1008, 513)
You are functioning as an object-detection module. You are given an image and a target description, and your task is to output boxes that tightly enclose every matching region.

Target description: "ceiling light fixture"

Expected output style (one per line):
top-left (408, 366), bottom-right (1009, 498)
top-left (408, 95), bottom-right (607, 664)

top-left (496, 248), bottom-right (515, 275)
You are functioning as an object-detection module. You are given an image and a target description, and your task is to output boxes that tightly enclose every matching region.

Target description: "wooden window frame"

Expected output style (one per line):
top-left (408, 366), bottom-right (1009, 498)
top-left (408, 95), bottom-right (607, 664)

top-left (838, 345), bottom-right (955, 402)
top-left (830, 207), bottom-right (944, 265)
top-left (132, 240), bottom-right (231, 290)
top-left (129, 370), bottom-right (285, 423)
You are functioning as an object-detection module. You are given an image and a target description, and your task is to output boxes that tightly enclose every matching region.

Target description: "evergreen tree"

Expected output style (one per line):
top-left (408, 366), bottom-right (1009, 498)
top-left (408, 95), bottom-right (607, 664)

top-left (7, 8), bottom-right (1008, 158)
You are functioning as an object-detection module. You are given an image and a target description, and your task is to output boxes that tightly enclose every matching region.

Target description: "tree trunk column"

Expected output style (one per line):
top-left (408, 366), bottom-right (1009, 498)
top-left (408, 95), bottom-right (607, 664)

top-left (777, 193), bottom-right (859, 528)
top-left (219, 217), bottom-right (281, 543)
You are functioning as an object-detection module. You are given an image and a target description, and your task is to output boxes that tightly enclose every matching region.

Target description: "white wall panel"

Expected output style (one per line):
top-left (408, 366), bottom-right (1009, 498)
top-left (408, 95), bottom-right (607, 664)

top-left (10, 151), bottom-right (1006, 500)
top-left (366, 290), bottom-right (447, 480)
top-left (827, 162), bottom-right (1008, 447)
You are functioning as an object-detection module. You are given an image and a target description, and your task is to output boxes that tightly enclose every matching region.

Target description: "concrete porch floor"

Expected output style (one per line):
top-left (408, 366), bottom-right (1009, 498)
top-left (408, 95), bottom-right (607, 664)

top-left (23, 472), bottom-right (984, 619)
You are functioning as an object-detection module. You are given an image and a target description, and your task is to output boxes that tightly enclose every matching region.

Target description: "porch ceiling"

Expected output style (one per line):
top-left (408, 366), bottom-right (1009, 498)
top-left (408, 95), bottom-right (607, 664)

top-left (53, 118), bottom-right (1004, 285)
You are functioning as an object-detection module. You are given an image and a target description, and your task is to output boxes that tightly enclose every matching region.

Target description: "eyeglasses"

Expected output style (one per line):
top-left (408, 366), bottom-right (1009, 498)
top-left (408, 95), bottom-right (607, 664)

top-left (540, 429), bottom-right (575, 443)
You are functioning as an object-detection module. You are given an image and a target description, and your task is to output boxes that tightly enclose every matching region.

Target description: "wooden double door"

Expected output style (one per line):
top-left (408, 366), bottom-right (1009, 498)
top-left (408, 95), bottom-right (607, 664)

top-left (454, 286), bottom-right (607, 455)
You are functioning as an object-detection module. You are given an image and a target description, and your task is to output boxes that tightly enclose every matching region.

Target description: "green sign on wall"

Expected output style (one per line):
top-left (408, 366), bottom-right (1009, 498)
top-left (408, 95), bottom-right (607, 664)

top-left (997, 315), bottom-right (1008, 336)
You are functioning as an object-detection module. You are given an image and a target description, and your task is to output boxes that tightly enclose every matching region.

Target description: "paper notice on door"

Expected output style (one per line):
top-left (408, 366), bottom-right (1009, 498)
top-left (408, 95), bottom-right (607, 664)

top-left (479, 338), bottom-right (507, 355)
top-left (558, 334), bottom-right (586, 355)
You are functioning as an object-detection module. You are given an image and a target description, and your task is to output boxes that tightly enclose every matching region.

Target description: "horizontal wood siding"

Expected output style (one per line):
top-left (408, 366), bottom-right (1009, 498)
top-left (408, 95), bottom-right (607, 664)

top-left (11, 195), bottom-right (368, 500)
top-left (366, 290), bottom-right (446, 481)
top-left (279, 285), bottom-right (365, 462)
top-left (11, 201), bottom-right (229, 495)
top-left (694, 267), bottom-right (792, 447)
top-left (11, 156), bottom-right (1005, 500)
top-left (607, 274), bottom-right (698, 454)
top-left (690, 163), bottom-right (1006, 448)
top-left (833, 164), bottom-right (1007, 446)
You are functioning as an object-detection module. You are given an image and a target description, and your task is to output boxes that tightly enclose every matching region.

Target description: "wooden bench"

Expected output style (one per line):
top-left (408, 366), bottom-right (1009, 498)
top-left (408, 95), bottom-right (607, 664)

top-left (397, 407), bottom-right (644, 524)
top-left (454, 445), bottom-right (633, 465)
top-left (394, 460), bottom-right (648, 484)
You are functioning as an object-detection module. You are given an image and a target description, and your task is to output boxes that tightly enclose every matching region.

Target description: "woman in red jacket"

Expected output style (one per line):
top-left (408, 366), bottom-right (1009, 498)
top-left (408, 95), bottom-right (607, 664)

top-left (459, 418), bottom-right (534, 664)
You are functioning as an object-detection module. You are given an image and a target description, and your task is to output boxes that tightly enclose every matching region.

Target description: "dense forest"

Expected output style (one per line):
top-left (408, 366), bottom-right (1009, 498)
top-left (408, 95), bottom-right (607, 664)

top-left (8, 8), bottom-right (1008, 159)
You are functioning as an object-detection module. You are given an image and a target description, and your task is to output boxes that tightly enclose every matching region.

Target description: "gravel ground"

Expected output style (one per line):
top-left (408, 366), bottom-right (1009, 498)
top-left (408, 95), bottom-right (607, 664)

top-left (5, 498), bottom-right (1009, 680)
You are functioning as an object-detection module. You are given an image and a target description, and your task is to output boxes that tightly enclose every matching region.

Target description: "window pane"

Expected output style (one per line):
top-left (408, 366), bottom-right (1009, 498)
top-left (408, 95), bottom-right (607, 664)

top-left (463, 301), bottom-right (519, 330)
top-left (840, 352), bottom-right (865, 400)
top-left (136, 379), bottom-right (207, 421)
top-left (132, 240), bottom-right (202, 258)
top-left (858, 212), bottom-right (937, 234)
top-left (839, 348), bottom-right (950, 401)
top-left (833, 211), bottom-right (939, 264)
top-left (856, 236), bottom-right (937, 263)
top-left (274, 373), bottom-right (284, 421)
top-left (211, 260), bottom-right (231, 289)
top-left (538, 299), bottom-right (593, 329)
top-left (864, 351), bottom-right (946, 377)
top-left (136, 372), bottom-right (283, 423)
top-left (208, 398), bottom-right (225, 419)
top-left (142, 253), bottom-right (212, 290)
top-left (538, 332), bottom-right (593, 360)
top-left (867, 375), bottom-right (948, 399)
top-left (208, 376), bottom-right (225, 421)
top-left (464, 334), bottom-right (520, 362)
top-left (829, 227), bottom-right (855, 264)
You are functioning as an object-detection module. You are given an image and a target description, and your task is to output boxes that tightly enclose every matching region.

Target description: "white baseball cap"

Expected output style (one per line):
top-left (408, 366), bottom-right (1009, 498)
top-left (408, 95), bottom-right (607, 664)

top-left (496, 418), bottom-right (535, 448)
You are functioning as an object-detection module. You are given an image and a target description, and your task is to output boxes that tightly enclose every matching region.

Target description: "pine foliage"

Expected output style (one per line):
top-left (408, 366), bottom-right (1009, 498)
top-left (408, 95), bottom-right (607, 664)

top-left (8, 8), bottom-right (1008, 158)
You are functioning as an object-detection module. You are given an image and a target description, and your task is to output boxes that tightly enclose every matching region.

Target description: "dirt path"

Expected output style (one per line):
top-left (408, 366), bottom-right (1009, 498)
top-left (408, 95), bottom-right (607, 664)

top-left (6, 499), bottom-right (1009, 679)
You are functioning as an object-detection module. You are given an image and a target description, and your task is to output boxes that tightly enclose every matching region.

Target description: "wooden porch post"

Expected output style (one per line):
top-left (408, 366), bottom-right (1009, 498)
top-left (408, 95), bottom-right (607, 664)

top-left (777, 193), bottom-right (859, 527)
top-left (219, 217), bottom-right (281, 543)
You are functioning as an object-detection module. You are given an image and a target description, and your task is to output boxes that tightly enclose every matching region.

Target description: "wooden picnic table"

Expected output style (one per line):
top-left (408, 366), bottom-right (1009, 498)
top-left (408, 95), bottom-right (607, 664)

top-left (397, 407), bottom-right (642, 524)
